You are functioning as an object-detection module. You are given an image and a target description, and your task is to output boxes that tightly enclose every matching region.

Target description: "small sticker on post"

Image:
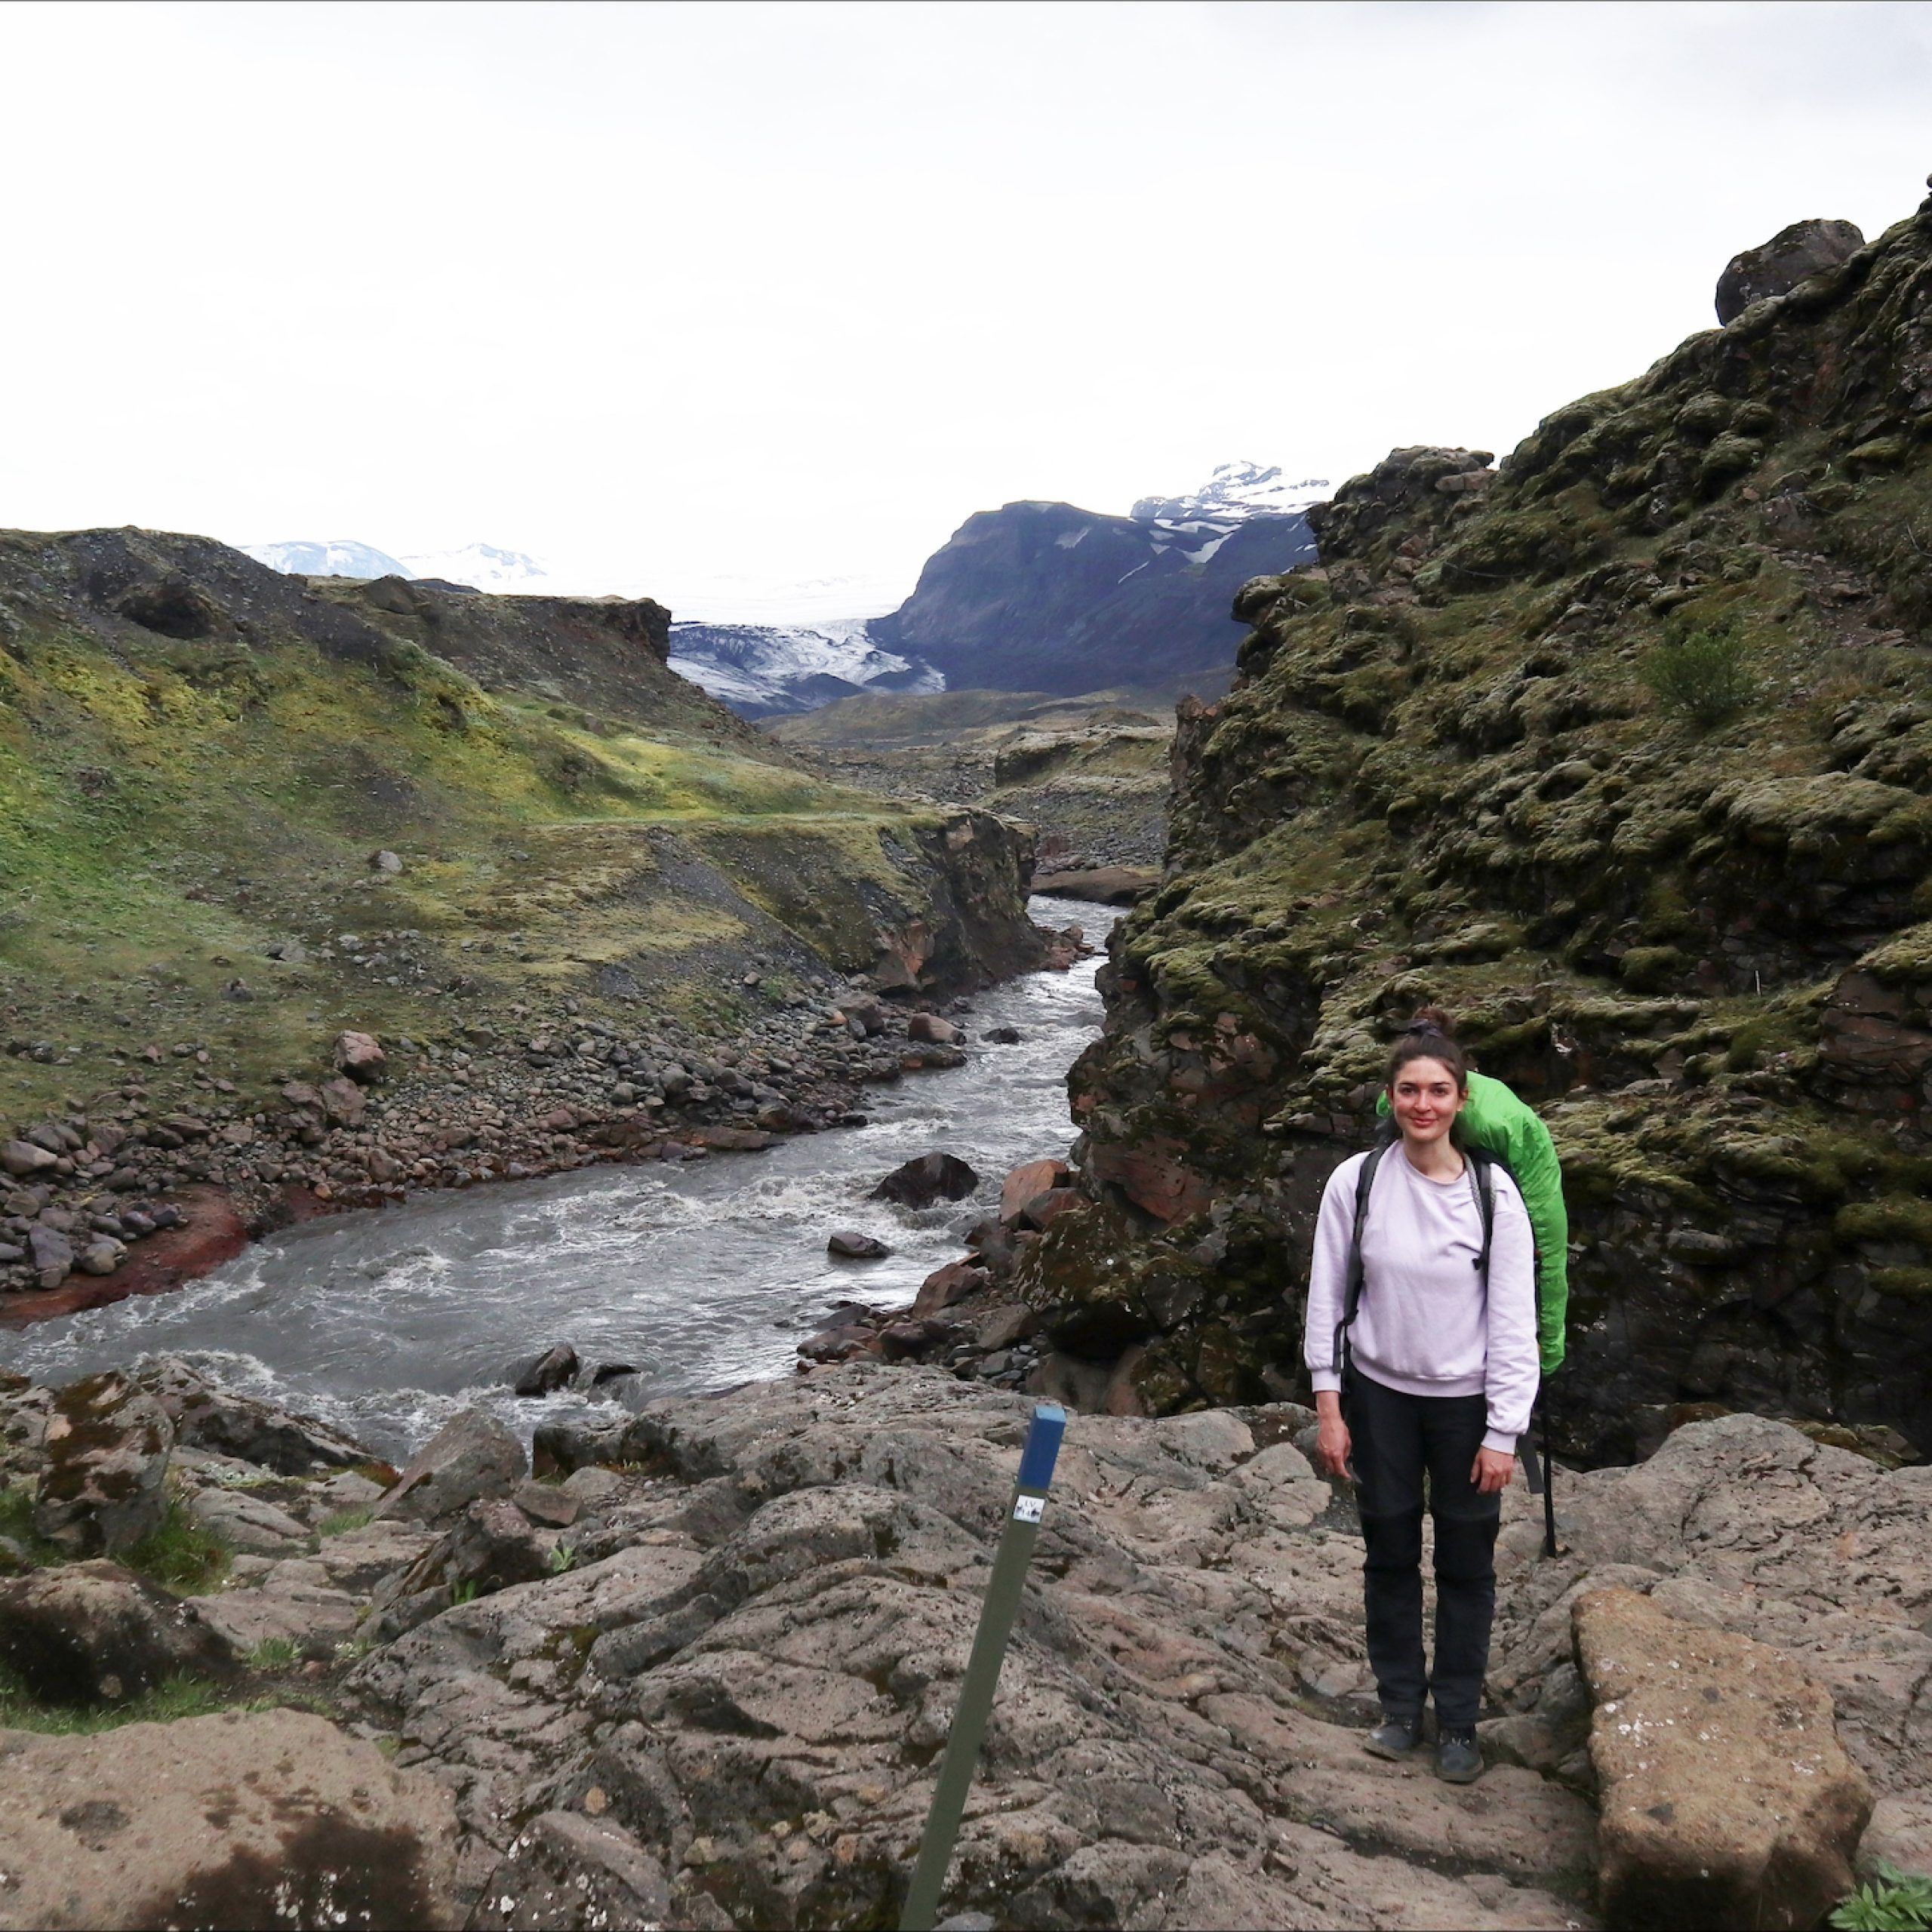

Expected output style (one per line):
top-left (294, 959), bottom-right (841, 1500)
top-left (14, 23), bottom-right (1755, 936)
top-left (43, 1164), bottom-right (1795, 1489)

top-left (1012, 1494), bottom-right (1045, 1524)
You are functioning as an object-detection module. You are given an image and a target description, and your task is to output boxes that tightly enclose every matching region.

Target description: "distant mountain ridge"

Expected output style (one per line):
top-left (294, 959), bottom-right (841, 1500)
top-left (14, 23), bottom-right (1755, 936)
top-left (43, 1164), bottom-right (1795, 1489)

top-left (244, 461), bottom-right (1327, 717)
top-left (671, 462), bottom-right (1324, 715)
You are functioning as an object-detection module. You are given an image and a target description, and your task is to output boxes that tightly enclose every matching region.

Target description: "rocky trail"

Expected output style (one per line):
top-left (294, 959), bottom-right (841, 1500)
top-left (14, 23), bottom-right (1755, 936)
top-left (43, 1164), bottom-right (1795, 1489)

top-left (0, 1355), bottom-right (1926, 1929)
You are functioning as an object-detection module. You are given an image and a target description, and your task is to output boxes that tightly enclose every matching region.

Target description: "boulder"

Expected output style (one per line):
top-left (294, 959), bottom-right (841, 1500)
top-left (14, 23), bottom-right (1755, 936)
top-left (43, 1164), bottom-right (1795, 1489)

top-left (371, 1407), bottom-right (526, 1524)
top-left (1574, 1586), bottom-right (1872, 1930)
top-left (318, 1075), bottom-right (367, 1128)
top-left (370, 848), bottom-right (405, 873)
top-left (183, 1486), bottom-right (312, 1555)
top-left (1017, 1186), bottom-right (1084, 1232)
top-left (1000, 1157), bottom-right (1070, 1222)
top-left (1030, 864), bottom-right (1158, 904)
top-left (469, 1809), bottom-right (671, 1932)
top-left (332, 1029), bottom-right (386, 1084)
top-left (510, 1343), bottom-right (580, 1397)
top-left (912, 1260), bottom-right (988, 1316)
top-left (368, 1497), bottom-right (558, 1638)
top-left (134, 1355), bottom-right (368, 1472)
top-left (0, 1139), bottom-right (57, 1178)
top-left (27, 1223), bottom-right (74, 1287)
top-left (870, 1151), bottom-right (980, 1208)
top-left (34, 1371), bottom-right (174, 1555)
top-left (0, 1560), bottom-right (236, 1704)
top-left (908, 1013), bottom-right (960, 1045)
top-left (827, 1229), bottom-right (891, 1260)
top-left (1715, 218), bottom-right (1864, 324)
top-left (0, 1709), bottom-right (460, 1930)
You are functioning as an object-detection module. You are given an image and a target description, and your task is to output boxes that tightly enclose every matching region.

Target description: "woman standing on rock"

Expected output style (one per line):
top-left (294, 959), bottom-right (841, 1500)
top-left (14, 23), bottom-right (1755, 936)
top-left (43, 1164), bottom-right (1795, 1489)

top-left (1302, 1009), bottom-right (1540, 1784)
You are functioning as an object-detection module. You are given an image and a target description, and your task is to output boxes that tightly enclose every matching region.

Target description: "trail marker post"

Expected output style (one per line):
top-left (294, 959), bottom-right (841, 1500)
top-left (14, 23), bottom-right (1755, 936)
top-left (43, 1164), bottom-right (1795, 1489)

top-left (899, 1401), bottom-right (1067, 1932)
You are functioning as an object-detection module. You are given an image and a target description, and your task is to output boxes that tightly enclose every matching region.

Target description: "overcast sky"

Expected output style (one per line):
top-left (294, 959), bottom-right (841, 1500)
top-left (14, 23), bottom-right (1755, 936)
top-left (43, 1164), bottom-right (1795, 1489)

top-left (2, 1), bottom-right (1927, 618)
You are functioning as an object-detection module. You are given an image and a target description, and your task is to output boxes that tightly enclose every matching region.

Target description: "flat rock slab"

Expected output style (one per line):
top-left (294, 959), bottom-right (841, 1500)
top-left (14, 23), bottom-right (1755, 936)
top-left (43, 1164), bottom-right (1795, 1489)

top-left (0, 1707), bottom-right (460, 1930)
top-left (1574, 1585), bottom-right (1872, 1930)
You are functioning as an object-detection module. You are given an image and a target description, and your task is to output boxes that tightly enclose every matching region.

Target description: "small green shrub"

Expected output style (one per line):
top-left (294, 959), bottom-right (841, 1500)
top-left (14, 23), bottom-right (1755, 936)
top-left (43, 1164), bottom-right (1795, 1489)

top-left (1832, 1863), bottom-right (1932, 1931)
top-left (450, 1580), bottom-right (480, 1605)
top-left (245, 1637), bottom-right (301, 1670)
top-left (122, 1503), bottom-right (230, 1594)
top-left (1641, 625), bottom-right (1757, 728)
top-left (546, 1542), bottom-right (577, 1574)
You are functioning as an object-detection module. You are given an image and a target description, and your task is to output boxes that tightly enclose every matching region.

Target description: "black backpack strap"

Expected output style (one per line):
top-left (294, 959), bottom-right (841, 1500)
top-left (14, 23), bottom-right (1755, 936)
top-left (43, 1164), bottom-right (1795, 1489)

top-left (1465, 1147), bottom-right (1497, 1284)
top-left (1331, 1145), bottom-right (1388, 1377)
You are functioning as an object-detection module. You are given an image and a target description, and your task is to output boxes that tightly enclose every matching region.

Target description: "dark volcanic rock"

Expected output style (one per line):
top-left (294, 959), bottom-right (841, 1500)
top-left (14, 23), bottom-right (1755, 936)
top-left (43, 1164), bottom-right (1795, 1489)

top-left (1715, 217), bottom-right (1864, 324)
top-left (827, 1229), bottom-right (891, 1259)
top-left (372, 1407), bottom-right (526, 1524)
top-left (0, 1560), bottom-right (237, 1704)
top-left (869, 1151), bottom-right (980, 1208)
top-left (137, 1353), bottom-right (368, 1472)
top-left (511, 1343), bottom-right (580, 1397)
top-left (1032, 189), bottom-right (1932, 1451)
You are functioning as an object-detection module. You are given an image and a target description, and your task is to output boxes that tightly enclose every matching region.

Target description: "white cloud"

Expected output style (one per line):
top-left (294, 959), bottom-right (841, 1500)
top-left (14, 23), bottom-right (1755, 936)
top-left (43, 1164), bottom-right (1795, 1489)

top-left (0, 0), bottom-right (1924, 619)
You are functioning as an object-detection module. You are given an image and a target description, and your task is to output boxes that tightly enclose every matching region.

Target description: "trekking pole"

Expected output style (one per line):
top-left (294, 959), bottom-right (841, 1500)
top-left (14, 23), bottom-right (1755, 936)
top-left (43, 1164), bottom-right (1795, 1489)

top-left (900, 1402), bottom-right (1067, 1932)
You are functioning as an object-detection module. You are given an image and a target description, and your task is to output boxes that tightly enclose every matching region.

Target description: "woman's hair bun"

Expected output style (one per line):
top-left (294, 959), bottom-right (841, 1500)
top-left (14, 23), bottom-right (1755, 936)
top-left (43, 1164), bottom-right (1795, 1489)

top-left (1404, 1005), bottom-right (1457, 1040)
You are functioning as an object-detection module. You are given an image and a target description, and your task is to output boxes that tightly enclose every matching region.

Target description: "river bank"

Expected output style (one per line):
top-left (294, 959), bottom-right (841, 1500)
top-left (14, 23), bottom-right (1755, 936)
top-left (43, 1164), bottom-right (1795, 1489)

top-left (2, 899), bottom-right (1119, 1457)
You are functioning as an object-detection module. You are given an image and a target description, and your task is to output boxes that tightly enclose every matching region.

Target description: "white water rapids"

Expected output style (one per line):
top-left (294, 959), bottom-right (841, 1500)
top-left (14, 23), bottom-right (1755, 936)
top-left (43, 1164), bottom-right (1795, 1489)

top-left (1, 898), bottom-right (1121, 1459)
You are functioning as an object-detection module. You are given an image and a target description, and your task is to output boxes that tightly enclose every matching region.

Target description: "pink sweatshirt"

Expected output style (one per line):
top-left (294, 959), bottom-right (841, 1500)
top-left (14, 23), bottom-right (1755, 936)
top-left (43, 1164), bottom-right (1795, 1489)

top-left (1302, 1146), bottom-right (1540, 1454)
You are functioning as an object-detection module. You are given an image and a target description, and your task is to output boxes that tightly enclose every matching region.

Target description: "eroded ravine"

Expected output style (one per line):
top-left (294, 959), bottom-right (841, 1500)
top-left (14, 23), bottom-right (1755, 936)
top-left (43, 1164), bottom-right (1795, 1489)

top-left (2, 897), bottom-right (1121, 1459)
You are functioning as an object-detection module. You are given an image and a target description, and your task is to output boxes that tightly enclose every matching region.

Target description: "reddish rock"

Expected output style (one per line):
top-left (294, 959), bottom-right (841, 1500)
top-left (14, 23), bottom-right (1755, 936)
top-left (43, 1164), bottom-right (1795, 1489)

top-left (908, 1013), bottom-right (960, 1045)
top-left (1019, 1186), bottom-right (1084, 1232)
top-left (1088, 1136), bottom-right (1213, 1224)
top-left (912, 1260), bottom-right (987, 1316)
top-left (333, 1030), bottom-right (386, 1084)
top-left (318, 1076), bottom-right (367, 1128)
top-left (0, 1187), bottom-right (247, 1329)
top-left (1001, 1158), bottom-right (1070, 1221)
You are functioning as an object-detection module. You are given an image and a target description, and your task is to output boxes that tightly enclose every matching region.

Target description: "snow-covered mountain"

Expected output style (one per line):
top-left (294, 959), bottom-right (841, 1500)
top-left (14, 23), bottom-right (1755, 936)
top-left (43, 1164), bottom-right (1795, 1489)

top-left (243, 539), bottom-right (414, 580)
top-left (241, 538), bottom-right (552, 592)
top-left (395, 543), bottom-right (551, 592)
top-left (1131, 460), bottom-right (1334, 524)
top-left (664, 460), bottom-right (1327, 715)
top-left (667, 618), bottom-right (942, 719)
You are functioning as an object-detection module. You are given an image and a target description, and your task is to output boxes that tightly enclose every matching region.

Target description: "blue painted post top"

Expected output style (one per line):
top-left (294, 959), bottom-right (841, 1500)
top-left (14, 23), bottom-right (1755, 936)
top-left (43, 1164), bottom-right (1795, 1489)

top-left (1017, 1404), bottom-right (1067, 1491)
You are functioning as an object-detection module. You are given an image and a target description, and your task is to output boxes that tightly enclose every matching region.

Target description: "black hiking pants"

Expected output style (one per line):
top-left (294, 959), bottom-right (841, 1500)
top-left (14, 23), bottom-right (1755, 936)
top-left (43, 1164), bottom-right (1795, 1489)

top-left (1343, 1366), bottom-right (1500, 1731)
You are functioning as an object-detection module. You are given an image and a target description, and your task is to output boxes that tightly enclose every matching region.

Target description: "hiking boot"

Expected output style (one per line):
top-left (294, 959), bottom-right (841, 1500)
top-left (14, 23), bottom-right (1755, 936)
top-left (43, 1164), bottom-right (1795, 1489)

top-left (1434, 1726), bottom-right (1483, 1783)
top-left (1362, 1712), bottom-right (1424, 1761)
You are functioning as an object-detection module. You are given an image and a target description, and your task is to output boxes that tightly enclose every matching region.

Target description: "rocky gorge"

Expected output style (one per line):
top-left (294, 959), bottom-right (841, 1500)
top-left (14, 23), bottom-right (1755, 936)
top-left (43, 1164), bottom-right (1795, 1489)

top-left (0, 525), bottom-right (1065, 1324)
top-left (1005, 185), bottom-right (1932, 1468)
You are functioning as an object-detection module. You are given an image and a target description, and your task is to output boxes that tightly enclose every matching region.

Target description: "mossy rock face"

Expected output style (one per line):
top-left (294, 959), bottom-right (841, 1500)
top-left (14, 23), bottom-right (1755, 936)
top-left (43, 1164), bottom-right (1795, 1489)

top-left (1044, 192), bottom-right (1932, 1457)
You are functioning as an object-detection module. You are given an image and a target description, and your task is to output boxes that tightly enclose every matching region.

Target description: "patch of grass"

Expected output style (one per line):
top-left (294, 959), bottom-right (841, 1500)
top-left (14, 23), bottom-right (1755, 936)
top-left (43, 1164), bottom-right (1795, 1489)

top-left (1832, 1863), bottom-right (1932, 1931)
top-left (245, 1637), bottom-right (301, 1669)
top-left (121, 1501), bottom-right (230, 1594)
top-left (450, 1580), bottom-right (480, 1605)
top-left (1642, 624), bottom-right (1758, 728)
top-left (318, 1506), bottom-right (374, 1538)
top-left (0, 1481), bottom-right (64, 1565)
top-left (0, 1666), bottom-right (230, 1734)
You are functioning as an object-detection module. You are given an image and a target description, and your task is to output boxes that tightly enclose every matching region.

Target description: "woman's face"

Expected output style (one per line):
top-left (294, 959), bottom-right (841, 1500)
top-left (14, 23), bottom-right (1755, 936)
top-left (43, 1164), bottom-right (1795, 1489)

top-left (1389, 1056), bottom-right (1466, 1148)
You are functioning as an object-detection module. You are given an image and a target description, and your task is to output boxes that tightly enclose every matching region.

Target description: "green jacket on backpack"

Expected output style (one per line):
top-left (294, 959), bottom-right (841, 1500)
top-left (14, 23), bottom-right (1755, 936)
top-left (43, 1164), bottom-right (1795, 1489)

top-left (1377, 1069), bottom-right (1569, 1371)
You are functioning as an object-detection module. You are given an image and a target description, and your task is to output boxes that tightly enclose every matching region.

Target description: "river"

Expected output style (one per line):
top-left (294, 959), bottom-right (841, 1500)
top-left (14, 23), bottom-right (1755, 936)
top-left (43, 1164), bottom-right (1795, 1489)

top-left (0, 897), bottom-right (1120, 1458)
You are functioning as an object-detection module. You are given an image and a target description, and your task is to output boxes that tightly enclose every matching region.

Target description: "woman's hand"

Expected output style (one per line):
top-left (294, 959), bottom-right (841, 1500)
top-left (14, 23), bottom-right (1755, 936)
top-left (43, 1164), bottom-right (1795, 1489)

top-left (1314, 1391), bottom-right (1352, 1481)
top-left (1470, 1446), bottom-right (1515, 1494)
